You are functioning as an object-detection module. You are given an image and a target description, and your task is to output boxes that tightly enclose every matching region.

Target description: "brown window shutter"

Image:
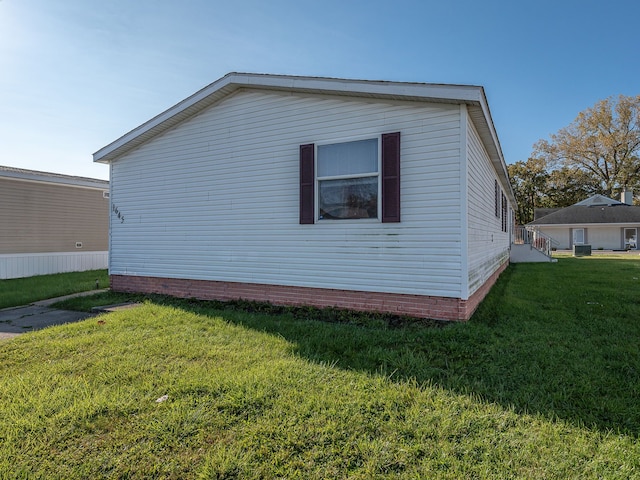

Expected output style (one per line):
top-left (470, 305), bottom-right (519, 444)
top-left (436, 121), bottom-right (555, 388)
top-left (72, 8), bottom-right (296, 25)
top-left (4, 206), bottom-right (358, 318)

top-left (300, 143), bottom-right (315, 224)
top-left (382, 132), bottom-right (401, 223)
top-left (502, 192), bottom-right (507, 232)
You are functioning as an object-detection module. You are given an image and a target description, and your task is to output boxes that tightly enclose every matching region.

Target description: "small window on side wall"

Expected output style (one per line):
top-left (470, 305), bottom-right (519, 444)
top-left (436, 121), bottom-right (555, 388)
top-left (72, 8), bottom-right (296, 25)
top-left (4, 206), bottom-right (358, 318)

top-left (299, 132), bottom-right (400, 224)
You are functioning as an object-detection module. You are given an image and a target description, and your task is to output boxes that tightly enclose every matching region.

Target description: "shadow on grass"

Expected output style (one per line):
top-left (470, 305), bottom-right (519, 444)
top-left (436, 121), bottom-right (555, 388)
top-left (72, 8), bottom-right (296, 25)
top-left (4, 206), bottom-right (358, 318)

top-left (58, 257), bottom-right (640, 437)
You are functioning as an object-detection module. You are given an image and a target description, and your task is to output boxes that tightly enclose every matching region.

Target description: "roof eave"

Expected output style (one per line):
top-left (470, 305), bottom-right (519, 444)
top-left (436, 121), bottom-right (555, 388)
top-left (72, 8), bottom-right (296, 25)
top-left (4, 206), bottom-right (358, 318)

top-left (532, 222), bottom-right (640, 227)
top-left (465, 91), bottom-right (515, 206)
top-left (0, 165), bottom-right (108, 189)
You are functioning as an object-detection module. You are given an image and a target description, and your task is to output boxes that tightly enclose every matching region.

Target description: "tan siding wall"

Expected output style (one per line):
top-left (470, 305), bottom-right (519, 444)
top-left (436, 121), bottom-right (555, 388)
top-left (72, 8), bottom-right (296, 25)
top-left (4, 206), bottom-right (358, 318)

top-left (0, 178), bottom-right (109, 254)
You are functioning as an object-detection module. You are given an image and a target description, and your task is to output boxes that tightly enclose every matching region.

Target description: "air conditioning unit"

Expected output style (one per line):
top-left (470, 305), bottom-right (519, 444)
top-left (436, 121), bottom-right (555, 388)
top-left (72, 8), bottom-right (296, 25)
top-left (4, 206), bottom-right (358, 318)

top-left (573, 244), bottom-right (591, 257)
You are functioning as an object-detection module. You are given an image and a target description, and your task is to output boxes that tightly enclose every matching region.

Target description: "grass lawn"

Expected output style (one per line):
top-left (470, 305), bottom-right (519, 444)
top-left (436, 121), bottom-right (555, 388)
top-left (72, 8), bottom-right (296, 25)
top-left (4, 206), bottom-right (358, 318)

top-left (1, 257), bottom-right (639, 478)
top-left (0, 270), bottom-right (109, 309)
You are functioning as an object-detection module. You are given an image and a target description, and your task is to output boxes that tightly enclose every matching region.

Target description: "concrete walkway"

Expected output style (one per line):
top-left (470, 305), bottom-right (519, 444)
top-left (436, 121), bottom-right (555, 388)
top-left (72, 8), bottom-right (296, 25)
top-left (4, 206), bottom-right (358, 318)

top-left (0, 289), bottom-right (108, 341)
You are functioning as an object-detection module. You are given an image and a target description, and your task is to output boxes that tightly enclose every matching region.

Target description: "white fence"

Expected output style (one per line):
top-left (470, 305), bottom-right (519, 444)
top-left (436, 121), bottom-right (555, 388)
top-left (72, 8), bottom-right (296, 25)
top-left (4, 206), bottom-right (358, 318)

top-left (0, 251), bottom-right (108, 279)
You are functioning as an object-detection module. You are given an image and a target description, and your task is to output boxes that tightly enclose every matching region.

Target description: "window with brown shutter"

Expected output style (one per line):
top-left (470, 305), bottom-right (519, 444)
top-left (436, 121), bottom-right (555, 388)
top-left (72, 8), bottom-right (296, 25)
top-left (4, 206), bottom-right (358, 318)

top-left (299, 132), bottom-right (400, 224)
top-left (501, 192), bottom-right (507, 232)
top-left (299, 144), bottom-right (315, 224)
top-left (382, 132), bottom-right (401, 223)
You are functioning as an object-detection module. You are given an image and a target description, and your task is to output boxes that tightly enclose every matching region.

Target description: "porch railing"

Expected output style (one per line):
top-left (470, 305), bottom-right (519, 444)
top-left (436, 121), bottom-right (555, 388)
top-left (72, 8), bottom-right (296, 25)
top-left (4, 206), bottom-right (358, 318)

top-left (514, 226), bottom-right (554, 258)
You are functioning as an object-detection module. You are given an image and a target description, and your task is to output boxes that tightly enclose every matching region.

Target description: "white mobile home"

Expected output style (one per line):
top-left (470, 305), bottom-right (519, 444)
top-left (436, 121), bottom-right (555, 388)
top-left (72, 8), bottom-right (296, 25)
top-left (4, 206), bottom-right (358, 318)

top-left (94, 73), bottom-right (515, 321)
top-left (0, 166), bottom-right (109, 279)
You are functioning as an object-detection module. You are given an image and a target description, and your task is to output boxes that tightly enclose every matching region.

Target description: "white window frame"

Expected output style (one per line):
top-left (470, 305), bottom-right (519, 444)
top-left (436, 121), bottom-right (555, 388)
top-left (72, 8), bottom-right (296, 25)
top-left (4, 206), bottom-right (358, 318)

top-left (315, 135), bottom-right (382, 222)
top-left (624, 228), bottom-right (637, 250)
top-left (573, 228), bottom-right (585, 245)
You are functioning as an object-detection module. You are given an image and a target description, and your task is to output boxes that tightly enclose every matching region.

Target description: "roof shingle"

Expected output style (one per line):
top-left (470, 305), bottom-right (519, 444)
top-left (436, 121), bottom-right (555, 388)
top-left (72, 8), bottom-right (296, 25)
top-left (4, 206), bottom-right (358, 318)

top-left (529, 204), bottom-right (640, 225)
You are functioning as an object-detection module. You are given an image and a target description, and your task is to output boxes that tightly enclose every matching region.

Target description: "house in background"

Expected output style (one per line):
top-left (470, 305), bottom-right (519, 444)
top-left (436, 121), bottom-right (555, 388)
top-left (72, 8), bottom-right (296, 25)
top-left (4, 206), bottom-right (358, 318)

top-left (0, 166), bottom-right (109, 279)
top-left (528, 192), bottom-right (640, 250)
top-left (94, 72), bottom-right (516, 321)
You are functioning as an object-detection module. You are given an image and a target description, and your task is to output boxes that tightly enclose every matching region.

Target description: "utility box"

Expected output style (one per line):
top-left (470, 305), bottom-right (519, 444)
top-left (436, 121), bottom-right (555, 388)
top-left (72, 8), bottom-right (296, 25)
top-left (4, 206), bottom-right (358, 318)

top-left (573, 244), bottom-right (592, 257)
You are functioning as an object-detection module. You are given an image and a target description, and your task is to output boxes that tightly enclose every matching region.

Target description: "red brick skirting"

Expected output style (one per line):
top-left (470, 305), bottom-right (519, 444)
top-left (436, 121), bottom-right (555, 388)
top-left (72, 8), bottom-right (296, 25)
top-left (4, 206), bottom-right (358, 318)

top-left (111, 261), bottom-right (508, 321)
top-left (461, 259), bottom-right (509, 319)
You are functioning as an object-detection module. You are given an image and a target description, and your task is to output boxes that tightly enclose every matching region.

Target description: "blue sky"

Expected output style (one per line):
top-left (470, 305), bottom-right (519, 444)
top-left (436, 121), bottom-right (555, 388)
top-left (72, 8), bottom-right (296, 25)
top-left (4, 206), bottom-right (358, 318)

top-left (1, 0), bottom-right (638, 181)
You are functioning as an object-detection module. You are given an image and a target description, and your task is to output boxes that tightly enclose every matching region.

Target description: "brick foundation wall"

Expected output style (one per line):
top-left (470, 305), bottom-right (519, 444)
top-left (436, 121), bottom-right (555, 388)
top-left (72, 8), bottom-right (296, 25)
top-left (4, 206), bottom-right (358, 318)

top-left (460, 259), bottom-right (509, 319)
top-left (110, 261), bottom-right (508, 321)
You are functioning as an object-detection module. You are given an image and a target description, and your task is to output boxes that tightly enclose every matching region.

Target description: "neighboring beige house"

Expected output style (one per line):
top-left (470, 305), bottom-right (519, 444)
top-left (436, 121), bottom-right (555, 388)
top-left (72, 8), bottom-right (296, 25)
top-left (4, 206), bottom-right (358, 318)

top-left (528, 193), bottom-right (640, 250)
top-left (0, 166), bottom-right (109, 279)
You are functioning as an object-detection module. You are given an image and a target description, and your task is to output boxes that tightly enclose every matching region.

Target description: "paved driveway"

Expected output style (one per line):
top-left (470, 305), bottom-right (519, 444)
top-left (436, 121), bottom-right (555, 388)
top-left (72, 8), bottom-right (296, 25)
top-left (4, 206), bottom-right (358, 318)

top-left (0, 306), bottom-right (96, 340)
top-left (0, 290), bottom-right (106, 340)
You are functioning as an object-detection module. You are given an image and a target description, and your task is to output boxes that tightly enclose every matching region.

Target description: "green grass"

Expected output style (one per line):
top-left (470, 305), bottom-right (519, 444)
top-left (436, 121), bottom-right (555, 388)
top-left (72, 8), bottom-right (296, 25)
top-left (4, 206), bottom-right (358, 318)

top-left (1, 257), bottom-right (640, 478)
top-left (0, 270), bottom-right (109, 309)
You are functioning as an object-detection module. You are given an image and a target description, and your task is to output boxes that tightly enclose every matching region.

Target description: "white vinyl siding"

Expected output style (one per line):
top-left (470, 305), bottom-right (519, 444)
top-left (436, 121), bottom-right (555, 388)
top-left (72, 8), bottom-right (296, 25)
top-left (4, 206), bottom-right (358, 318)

top-left (109, 90), bottom-right (464, 298)
top-left (0, 251), bottom-right (108, 280)
top-left (466, 112), bottom-right (510, 296)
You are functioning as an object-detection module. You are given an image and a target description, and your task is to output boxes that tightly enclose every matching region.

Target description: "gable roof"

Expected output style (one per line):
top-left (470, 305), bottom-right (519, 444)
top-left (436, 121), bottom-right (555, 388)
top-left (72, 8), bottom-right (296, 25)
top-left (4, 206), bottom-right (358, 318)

top-left (93, 72), bottom-right (514, 204)
top-left (574, 194), bottom-right (622, 206)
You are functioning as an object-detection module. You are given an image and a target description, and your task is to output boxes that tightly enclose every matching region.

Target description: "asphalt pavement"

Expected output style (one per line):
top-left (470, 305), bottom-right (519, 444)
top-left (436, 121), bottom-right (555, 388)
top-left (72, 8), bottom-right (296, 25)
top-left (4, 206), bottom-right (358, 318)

top-left (0, 290), bottom-right (108, 340)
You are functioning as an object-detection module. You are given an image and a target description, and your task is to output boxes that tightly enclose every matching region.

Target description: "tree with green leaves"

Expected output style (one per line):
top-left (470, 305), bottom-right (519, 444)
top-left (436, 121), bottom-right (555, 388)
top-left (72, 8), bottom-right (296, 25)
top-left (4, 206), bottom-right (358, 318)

top-left (533, 95), bottom-right (640, 198)
top-left (543, 167), bottom-right (602, 208)
top-left (508, 161), bottom-right (604, 224)
top-left (507, 158), bottom-right (548, 224)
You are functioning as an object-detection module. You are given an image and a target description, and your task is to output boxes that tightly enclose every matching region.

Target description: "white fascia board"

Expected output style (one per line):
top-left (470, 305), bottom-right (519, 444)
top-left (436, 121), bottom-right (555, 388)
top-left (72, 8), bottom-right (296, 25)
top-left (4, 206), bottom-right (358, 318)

top-left (284, 75), bottom-right (483, 103)
top-left (238, 72), bottom-right (484, 103)
top-left (93, 72), bottom-right (487, 164)
top-left (94, 73), bottom-right (239, 163)
top-left (470, 91), bottom-right (516, 208)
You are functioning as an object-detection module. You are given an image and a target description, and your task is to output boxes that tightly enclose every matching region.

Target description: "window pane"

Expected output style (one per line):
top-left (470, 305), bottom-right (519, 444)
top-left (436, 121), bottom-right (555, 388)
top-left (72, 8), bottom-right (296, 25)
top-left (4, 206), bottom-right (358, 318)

top-left (319, 177), bottom-right (378, 219)
top-left (625, 229), bottom-right (637, 249)
top-left (574, 229), bottom-right (584, 244)
top-left (317, 138), bottom-right (378, 177)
